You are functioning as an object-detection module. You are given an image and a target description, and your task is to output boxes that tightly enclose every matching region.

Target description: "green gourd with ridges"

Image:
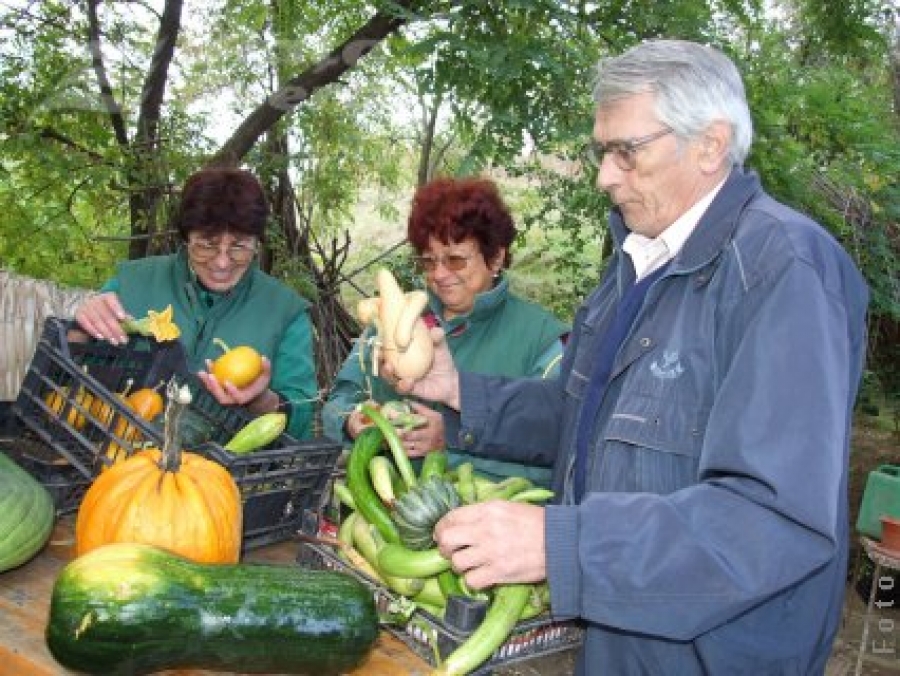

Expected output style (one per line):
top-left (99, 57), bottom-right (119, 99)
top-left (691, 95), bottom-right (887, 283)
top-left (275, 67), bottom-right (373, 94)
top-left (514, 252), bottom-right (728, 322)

top-left (0, 451), bottom-right (55, 573)
top-left (46, 542), bottom-right (379, 675)
top-left (392, 476), bottom-right (461, 550)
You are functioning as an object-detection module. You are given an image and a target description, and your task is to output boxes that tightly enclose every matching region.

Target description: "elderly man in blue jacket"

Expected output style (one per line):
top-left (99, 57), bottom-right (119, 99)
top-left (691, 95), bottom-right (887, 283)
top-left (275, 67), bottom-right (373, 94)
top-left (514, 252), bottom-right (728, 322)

top-left (393, 39), bottom-right (869, 675)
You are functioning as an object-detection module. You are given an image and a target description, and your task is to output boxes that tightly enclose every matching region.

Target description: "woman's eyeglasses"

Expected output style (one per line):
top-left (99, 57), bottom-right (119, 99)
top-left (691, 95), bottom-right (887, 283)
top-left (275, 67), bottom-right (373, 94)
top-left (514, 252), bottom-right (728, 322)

top-left (187, 239), bottom-right (258, 264)
top-left (414, 253), bottom-right (474, 273)
top-left (583, 127), bottom-right (674, 172)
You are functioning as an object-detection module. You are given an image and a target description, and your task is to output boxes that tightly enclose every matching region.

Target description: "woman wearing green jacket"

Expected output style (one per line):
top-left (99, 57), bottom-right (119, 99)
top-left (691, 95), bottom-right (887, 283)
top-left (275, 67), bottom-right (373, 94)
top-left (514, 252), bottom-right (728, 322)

top-left (73, 168), bottom-right (317, 439)
top-left (323, 177), bottom-right (567, 486)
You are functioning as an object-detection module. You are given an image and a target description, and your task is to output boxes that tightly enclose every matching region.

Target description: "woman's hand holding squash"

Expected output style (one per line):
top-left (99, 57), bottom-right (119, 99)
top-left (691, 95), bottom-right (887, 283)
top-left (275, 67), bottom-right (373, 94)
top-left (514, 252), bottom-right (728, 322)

top-left (198, 356), bottom-right (274, 410)
top-left (398, 401), bottom-right (444, 457)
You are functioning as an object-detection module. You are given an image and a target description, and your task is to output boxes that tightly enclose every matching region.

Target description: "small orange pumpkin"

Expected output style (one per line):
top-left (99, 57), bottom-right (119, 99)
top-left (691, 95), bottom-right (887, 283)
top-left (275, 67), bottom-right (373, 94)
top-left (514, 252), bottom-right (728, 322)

top-left (76, 383), bottom-right (242, 564)
top-left (102, 383), bottom-right (165, 473)
top-left (211, 338), bottom-right (263, 388)
top-left (126, 385), bottom-right (165, 420)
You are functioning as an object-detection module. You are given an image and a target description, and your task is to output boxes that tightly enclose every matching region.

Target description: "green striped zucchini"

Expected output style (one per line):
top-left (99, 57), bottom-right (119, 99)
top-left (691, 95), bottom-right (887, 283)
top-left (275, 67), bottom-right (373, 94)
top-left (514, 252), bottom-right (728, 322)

top-left (45, 542), bottom-right (379, 675)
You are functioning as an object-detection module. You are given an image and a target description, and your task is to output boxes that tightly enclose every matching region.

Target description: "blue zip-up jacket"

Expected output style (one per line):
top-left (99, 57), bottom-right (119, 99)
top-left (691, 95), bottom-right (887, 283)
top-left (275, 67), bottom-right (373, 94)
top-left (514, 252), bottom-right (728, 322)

top-left (446, 167), bottom-right (869, 675)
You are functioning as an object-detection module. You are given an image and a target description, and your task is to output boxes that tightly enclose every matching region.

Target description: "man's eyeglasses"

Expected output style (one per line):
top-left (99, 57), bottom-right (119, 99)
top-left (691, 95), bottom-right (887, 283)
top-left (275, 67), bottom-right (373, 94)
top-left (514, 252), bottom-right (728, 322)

top-left (414, 253), bottom-right (474, 273)
top-left (187, 239), bottom-right (258, 264)
top-left (584, 127), bottom-right (674, 172)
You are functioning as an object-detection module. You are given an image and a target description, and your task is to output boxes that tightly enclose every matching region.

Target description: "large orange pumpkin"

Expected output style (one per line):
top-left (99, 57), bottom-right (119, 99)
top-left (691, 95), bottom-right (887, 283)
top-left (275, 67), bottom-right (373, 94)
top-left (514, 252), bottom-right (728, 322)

top-left (75, 383), bottom-right (242, 564)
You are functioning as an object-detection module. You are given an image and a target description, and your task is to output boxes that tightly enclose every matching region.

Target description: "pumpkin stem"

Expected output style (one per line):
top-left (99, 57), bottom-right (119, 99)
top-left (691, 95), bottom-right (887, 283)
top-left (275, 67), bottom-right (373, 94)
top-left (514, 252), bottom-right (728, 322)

top-left (161, 380), bottom-right (192, 473)
top-left (118, 378), bottom-right (134, 398)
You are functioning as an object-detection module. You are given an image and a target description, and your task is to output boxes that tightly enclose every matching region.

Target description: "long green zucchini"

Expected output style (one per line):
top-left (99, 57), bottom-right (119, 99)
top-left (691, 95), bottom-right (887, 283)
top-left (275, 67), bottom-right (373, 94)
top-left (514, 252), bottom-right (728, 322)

top-left (346, 426), bottom-right (400, 544)
top-left (361, 404), bottom-right (418, 489)
top-left (377, 541), bottom-right (451, 578)
top-left (46, 542), bottom-right (379, 675)
top-left (435, 584), bottom-right (532, 676)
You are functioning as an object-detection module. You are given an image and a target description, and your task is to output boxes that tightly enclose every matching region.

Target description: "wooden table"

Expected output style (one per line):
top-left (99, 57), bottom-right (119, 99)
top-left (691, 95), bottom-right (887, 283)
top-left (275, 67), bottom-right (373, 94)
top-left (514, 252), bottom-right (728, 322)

top-left (0, 516), bottom-right (433, 676)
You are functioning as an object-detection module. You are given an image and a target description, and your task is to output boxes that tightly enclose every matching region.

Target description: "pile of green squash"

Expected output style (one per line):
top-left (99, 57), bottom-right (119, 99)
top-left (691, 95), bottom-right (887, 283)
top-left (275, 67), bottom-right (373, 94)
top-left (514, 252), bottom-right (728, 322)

top-left (335, 404), bottom-right (554, 676)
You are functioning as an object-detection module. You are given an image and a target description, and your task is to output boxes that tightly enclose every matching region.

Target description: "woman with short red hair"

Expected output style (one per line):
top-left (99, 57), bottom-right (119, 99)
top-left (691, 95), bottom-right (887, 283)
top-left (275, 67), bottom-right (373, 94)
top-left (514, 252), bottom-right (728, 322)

top-left (324, 176), bottom-right (568, 486)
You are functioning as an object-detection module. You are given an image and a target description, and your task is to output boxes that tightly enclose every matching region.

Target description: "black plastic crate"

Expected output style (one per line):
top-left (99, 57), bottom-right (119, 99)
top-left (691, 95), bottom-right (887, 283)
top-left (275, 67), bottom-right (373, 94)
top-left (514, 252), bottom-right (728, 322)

top-left (200, 441), bottom-right (341, 551)
top-left (12, 317), bottom-right (176, 477)
top-left (296, 517), bottom-right (583, 675)
top-left (12, 317), bottom-right (341, 549)
top-left (0, 437), bottom-right (90, 514)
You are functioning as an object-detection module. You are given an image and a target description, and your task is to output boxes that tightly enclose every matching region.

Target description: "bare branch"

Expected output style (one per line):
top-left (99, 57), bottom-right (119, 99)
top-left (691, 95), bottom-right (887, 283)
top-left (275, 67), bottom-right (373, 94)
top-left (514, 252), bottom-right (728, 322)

top-left (35, 126), bottom-right (105, 163)
top-left (210, 0), bottom-right (422, 166)
top-left (86, 0), bottom-right (128, 146)
top-left (135, 0), bottom-right (184, 146)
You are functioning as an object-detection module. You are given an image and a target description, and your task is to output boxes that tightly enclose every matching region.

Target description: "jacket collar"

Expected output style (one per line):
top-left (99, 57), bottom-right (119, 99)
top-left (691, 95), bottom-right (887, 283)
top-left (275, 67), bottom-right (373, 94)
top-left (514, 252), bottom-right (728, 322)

top-left (427, 274), bottom-right (510, 334)
top-left (610, 166), bottom-right (762, 274)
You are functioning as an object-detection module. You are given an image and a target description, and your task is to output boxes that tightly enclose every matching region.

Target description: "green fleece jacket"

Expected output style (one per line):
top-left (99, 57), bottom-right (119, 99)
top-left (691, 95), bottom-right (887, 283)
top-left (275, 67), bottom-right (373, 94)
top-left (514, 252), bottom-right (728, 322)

top-left (322, 275), bottom-right (568, 486)
top-left (104, 250), bottom-right (316, 438)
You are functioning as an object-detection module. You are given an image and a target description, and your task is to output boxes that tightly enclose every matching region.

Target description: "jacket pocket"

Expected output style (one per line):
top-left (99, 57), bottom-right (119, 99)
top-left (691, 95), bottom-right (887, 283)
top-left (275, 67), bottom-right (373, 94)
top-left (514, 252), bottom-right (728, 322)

top-left (596, 393), bottom-right (709, 494)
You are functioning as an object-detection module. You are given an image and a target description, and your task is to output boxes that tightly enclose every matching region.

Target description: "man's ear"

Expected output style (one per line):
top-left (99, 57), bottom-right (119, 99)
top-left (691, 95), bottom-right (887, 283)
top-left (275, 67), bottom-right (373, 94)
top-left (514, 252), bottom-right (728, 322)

top-left (697, 120), bottom-right (732, 173)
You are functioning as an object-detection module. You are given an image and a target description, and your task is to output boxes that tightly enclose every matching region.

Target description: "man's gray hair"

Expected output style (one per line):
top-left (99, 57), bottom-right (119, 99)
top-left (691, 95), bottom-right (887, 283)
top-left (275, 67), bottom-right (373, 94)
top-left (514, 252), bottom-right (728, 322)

top-left (592, 39), bottom-right (753, 165)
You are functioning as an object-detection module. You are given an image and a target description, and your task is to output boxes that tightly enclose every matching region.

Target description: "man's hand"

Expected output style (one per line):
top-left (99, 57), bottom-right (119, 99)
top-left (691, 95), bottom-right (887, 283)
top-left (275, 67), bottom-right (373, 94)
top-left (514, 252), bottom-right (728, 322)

top-left (434, 501), bottom-right (547, 589)
top-left (385, 327), bottom-right (461, 410)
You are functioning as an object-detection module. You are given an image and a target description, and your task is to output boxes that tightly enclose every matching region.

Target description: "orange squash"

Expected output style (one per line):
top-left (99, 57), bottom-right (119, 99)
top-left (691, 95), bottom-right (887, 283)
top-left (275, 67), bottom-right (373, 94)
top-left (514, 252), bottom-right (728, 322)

top-left (127, 385), bottom-right (165, 419)
top-left (103, 384), bottom-right (165, 472)
top-left (76, 383), bottom-right (242, 564)
top-left (45, 386), bottom-right (94, 430)
top-left (210, 338), bottom-right (263, 388)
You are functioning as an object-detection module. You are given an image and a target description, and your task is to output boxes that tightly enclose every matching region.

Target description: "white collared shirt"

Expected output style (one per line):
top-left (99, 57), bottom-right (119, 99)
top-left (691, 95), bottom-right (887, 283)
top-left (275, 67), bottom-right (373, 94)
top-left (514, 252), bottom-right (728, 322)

top-left (622, 178), bottom-right (727, 281)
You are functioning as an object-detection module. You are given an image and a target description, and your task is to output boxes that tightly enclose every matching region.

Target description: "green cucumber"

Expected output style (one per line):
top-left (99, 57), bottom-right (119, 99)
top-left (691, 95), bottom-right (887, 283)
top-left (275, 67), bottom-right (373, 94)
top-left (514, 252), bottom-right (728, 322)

top-left (361, 404), bottom-right (417, 489)
top-left (455, 462), bottom-right (476, 504)
top-left (46, 542), bottom-right (379, 675)
top-left (376, 542), bottom-right (450, 578)
top-left (478, 476), bottom-right (533, 501)
top-left (223, 412), bottom-right (286, 453)
top-left (346, 426), bottom-right (399, 544)
top-left (420, 450), bottom-right (449, 481)
top-left (509, 487), bottom-right (555, 504)
top-left (369, 455), bottom-right (399, 506)
top-left (333, 480), bottom-right (357, 512)
top-left (351, 511), bottom-right (424, 598)
top-left (412, 576), bottom-right (447, 609)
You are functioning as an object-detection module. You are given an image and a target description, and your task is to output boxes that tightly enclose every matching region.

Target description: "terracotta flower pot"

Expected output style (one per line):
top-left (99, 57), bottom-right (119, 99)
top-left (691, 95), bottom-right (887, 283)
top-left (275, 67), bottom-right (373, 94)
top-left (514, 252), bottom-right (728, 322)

top-left (880, 515), bottom-right (900, 552)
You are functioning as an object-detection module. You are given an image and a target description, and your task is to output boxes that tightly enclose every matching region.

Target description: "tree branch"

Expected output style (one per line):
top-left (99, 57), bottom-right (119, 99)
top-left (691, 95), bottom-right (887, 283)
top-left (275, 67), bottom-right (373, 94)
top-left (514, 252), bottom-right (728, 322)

top-left (36, 127), bottom-right (106, 163)
top-left (86, 0), bottom-right (128, 146)
top-left (209, 0), bottom-right (422, 166)
top-left (135, 0), bottom-right (184, 147)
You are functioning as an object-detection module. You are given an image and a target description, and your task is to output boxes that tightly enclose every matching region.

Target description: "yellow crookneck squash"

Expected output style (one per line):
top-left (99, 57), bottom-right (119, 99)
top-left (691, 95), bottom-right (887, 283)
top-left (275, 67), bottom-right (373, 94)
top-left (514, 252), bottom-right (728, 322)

top-left (75, 382), bottom-right (242, 564)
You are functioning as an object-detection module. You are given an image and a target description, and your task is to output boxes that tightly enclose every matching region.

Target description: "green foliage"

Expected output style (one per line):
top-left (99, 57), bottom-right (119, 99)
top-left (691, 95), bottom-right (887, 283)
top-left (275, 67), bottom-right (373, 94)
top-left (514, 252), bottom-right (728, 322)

top-left (742, 27), bottom-right (900, 333)
top-left (1, 0), bottom-right (898, 389)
